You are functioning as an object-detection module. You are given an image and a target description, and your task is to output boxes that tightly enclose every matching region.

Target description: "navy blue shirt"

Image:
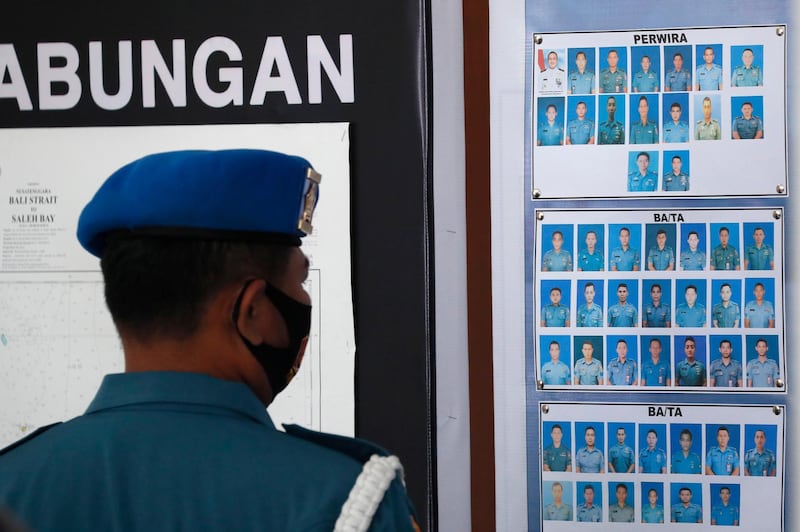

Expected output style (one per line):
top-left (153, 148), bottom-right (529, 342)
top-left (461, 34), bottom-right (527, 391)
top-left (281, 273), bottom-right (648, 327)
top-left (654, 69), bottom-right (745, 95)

top-left (0, 372), bottom-right (416, 532)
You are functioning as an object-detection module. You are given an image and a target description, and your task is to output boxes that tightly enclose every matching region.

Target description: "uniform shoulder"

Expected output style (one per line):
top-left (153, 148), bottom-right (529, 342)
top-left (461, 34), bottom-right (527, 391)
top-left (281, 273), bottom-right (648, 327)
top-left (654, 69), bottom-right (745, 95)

top-left (0, 422), bottom-right (62, 457)
top-left (284, 424), bottom-right (391, 464)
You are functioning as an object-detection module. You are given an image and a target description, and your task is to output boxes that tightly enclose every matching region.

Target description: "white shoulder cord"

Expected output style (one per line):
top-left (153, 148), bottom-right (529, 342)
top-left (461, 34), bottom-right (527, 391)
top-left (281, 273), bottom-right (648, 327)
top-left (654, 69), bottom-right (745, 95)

top-left (334, 454), bottom-right (405, 532)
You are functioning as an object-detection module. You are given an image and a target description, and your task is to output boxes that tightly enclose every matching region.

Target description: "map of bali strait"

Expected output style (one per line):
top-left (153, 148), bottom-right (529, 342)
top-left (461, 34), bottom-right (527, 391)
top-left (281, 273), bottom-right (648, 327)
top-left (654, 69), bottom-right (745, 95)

top-left (0, 123), bottom-right (352, 446)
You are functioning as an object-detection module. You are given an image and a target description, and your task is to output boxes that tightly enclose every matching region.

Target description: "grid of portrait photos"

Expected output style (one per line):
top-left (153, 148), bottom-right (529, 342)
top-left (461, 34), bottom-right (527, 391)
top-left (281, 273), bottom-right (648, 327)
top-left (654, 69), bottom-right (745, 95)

top-left (528, 26), bottom-right (786, 198)
top-left (538, 403), bottom-right (783, 528)
top-left (531, 208), bottom-right (784, 392)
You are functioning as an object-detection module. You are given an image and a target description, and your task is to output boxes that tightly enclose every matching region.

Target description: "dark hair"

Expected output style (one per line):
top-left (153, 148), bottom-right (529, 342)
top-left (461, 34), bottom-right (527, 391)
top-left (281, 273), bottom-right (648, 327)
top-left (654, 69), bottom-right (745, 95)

top-left (101, 236), bottom-right (291, 340)
top-left (680, 428), bottom-right (693, 440)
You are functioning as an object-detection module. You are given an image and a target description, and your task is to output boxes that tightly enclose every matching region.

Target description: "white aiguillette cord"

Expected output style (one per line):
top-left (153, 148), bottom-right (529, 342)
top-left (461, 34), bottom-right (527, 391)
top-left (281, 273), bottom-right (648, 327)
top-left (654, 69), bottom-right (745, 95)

top-left (334, 454), bottom-right (405, 532)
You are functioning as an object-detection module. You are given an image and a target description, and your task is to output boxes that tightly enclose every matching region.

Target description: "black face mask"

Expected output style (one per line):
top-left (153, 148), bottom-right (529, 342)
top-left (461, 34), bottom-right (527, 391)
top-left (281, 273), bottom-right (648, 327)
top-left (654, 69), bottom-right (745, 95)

top-left (233, 281), bottom-right (312, 397)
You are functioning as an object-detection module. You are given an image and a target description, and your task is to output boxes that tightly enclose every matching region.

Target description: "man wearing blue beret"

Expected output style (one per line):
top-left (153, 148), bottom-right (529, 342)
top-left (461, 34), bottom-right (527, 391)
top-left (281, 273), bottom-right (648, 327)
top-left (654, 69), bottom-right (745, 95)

top-left (0, 150), bottom-right (419, 532)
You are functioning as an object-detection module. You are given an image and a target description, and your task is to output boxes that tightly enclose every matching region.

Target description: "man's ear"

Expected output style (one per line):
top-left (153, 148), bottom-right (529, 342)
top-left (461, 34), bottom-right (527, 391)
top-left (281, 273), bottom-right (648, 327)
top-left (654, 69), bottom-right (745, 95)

top-left (233, 279), bottom-right (269, 344)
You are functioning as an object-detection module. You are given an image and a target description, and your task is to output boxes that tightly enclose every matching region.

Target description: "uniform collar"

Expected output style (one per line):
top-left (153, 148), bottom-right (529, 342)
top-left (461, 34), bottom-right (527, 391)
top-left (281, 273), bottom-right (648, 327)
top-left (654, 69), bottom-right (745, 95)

top-left (85, 371), bottom-right (274, 428)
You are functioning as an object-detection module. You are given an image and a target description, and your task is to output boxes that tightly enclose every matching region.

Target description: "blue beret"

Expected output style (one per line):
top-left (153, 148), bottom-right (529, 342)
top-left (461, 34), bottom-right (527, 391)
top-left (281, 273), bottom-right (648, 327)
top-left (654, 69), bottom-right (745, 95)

top-left (77, 149), bottom-right (321, 257)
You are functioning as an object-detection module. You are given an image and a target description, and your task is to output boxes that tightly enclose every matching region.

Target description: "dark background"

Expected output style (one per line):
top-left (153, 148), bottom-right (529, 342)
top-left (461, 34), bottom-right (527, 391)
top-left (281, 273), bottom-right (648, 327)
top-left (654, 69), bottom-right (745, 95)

top-left (0, 1), bottom-right (435, 527)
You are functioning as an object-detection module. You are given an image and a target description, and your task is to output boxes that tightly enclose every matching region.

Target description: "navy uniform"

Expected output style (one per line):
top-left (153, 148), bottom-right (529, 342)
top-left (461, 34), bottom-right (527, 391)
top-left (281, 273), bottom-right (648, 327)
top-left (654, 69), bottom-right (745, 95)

top-left (696, 119), bottom-right (721, 140)
top-left (744, 300), bottom-right (774, 328)
top-left (597, 118), bottom-right (625, 144)
top-left (639, 447), bottom-right (667, 473)
top-left (665, 68), bottom-right (691, 91)
top-left (576, 302), bottom-right (603, 327)
top-left (608, 443), bottom-right (635, 473)
top-left (744, 447), bottom-right (776, 476)
top-left (575, 446), bottom-right (604, 473)
top-left (577, 248), bottom-right (604, 271)
top-left (576, 503), bottom-right (602, 522)
top-left (680, 249), bottom-right (705, 270)
top-left (675, 303), bottom-right (706, 327)
top-left (676, 358), bottom-right (705, 386)
top-left (566, 118), bottom-right (594, 144)
top-left (671, 451), bottom-right (702, 474)
top-left (0, 373), bottom-right (416, 531)
top-left (574, 358), bottom-right (603, 385)
top-left (0, 150), bottom-right (417, 532)
top-left (542, 303), bottom-right (569, 327)
top-left (630, 120), bottom-right (659, 144)
top-left (643, 302), bottom-right (670, 328)
top-left (712, 504), bottom-right (740, 526)
top-left (712, 301), bottom-right (740, 328)
top-left (539, 67), bottom-right (566, 94)
top-left (628, 171), bottom-right (657, 192)
top-left (632, 70), bottom-right (659, 92)
top-left (607, 358), bottom-right (637, 385)
top-left (608, 302), bottom-right (638, 327)
top-left (542, 248), bottom-right (573, 271)
top-left (569, 70), bottom-right (595, 94)
top-left (695, 63), bottom-right (723, 90)
top-left (537, 119), bottom-right (564, 146)
top-left (662, 121), bottom-right (690, 143)
top-left (599, 68), bottom-right (627, 93)
top-left (609, 504), bottom-right (634, 523)
top-left (543, 502), bottom-right (572, 521)
top-left (731, 64), bottom-right (763, 87)
top-left (732, 114), bottom-right (763, 139)
top-left (747, 358), bottom-right (780, 387)
top-left (543, 444), bottom-right (572, 471)
top-left (672, 503), bottom-right (703, 523)
top-left (710, 244), bottom-right (740, 270)
top-left (709, 358), bottom-right (742, 387)
top-left (663, 172), bottom-right (689, 191)
top-left (647, 246), bottom-right (674, 270)
top-left (541, 360), bottom-right (571, 385)
top-left (707, 445), bottom-right (740, 475)
top-left (744, 243), bottom-right (773, 269)
top-left (641, 358), bottom-right (671, 386)
top-left (642, 504), bottom-right (665, 524)
top-left (610, 247), bottom-right (640, 270)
